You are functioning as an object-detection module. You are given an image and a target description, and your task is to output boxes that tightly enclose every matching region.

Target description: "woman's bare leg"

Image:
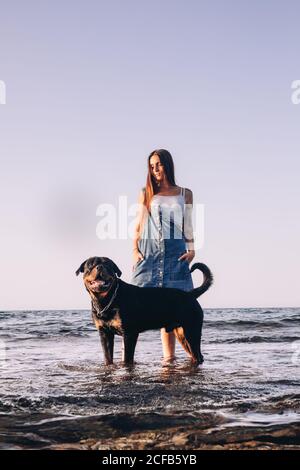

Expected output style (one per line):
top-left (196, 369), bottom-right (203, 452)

top-left (160, 328), bottom-right (176, 360)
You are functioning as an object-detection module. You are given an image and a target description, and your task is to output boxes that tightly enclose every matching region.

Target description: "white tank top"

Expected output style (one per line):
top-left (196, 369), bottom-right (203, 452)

top-left (151, 186), bottom-right (185, 207)
top-left (151, 187), bottom-right (186, 233)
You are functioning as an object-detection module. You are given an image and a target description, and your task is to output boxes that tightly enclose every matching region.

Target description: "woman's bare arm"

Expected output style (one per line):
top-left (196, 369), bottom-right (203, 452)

top-left (133, 188), bottom-right (146, 253)
top-left (178, 188), bottom-right (195, 262)
top-left (184, 188), bottom-right (195, 252)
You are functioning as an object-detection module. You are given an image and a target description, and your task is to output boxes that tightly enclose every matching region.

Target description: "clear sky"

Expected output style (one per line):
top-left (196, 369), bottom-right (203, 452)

top-left (0, 0), bottom-right (299, 310)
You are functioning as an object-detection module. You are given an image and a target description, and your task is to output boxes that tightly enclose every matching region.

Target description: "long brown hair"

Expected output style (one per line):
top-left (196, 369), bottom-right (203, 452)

top-left (144, 149), bottom-right (176, 211)
top-left (139, 149), bottom-right (177, 233)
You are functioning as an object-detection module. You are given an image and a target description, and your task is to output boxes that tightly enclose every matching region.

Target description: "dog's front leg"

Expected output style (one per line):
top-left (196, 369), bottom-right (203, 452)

top-left (99, 328), bottom-right (114, 365)
top-left (122, 331), bottom-right (139, 365)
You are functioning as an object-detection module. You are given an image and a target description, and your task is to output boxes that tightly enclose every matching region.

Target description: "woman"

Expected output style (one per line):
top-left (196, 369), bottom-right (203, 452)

top-left (131, 149), bottom-right (195, 362)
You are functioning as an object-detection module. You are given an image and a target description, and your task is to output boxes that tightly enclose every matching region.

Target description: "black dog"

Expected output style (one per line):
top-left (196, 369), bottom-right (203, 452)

top-left (76, 257), bottom-right (213, 366)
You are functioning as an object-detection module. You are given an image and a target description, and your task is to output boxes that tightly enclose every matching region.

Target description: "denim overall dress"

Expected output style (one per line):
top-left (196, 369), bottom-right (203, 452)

top-left (131, 187), bottom-right (194, 292)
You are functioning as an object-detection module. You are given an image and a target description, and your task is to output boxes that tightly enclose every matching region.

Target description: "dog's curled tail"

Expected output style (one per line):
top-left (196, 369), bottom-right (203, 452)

top-left (189, 263), bottom-right (214, 299)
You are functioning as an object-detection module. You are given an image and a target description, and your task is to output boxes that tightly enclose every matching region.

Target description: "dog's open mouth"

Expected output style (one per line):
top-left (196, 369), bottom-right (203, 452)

top-left (89, 279), bottom-right (111, 292)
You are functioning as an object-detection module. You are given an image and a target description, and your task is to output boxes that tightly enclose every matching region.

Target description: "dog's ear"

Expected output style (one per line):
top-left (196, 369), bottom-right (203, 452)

top-left (109, 260), bottom-right (122, 277)
top-left (75, 260), bottom-right (88, 276)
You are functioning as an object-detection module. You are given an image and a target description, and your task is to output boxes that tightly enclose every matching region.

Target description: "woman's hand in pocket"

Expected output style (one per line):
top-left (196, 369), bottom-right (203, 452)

top-left (178, 250), bottom-right (195, 264)
top-left (132, 249), bottom-right (144, 271)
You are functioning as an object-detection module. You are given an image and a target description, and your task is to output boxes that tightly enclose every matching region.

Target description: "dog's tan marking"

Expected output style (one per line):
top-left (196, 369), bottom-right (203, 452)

top-left (84, 266), bottom-right (98, 283)
top-left (92, 310), bottom-right (122, 332)
top-left (108, 314), bottom-right (122, 330)
top-left (92, 313), bottom-right (104, 330)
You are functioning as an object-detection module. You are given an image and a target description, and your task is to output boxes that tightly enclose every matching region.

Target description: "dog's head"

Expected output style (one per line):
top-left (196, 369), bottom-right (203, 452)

top-left (75, 257), bottom-right (122, 297)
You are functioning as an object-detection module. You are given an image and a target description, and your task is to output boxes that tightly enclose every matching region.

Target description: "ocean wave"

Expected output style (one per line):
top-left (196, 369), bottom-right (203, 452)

top-left (0, 394), bottom-right (117, 413)
top-left (1, 330), bottom-right (92, 341)
top-left (205, 316), bottom-right (300, 328)
top-left (281, 317), bottom-right (300, 323)
top-left (212, 335), bottom-right (300, 344)
top-left (204, 320), bottom-right (285, 328)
